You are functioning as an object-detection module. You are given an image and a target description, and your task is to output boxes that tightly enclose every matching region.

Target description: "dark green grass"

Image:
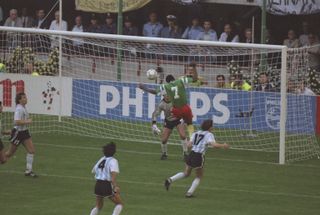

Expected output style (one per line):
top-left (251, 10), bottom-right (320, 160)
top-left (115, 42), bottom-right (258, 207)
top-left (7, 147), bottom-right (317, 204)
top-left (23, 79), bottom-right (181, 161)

top-left (0, 134), bottom-right (320, 215)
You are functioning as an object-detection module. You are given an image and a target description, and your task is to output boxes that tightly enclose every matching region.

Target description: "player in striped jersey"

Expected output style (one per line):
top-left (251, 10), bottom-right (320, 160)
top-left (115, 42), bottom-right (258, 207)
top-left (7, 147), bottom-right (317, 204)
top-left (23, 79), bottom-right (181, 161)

top-left (139, 63), bottom-right (199, 138)
top-left (151, 95), bottom-right (188, 160)
top-left (164, 119), bottom-right (229, 197)
top-left (89, 142), bottom-right (123, 215)
top-left (5, 93), bottom-right (37, 177)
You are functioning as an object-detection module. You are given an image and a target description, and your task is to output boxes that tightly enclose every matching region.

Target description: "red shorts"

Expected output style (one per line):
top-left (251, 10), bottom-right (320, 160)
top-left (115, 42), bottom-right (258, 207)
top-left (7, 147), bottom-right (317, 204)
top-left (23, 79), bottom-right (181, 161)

top-left (172, 105), bottom-right (193, 125)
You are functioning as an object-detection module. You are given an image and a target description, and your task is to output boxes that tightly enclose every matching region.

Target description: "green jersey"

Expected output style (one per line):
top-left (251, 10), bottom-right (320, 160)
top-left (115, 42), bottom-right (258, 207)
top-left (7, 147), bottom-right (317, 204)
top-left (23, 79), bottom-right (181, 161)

top-left (156, 77), bottom-right (193, 108)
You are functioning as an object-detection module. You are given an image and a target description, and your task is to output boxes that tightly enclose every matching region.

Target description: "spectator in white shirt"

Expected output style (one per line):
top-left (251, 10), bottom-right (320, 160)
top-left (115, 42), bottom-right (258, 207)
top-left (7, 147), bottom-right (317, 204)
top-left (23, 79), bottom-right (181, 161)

top-left (299, 21), bottom-right (310, 47)
top-left (4, 9), bottom-right (22, 27)
top-left (219, 23), bottom-right (239, 43)
top-left (49, 11), bottom-right (68, 48)
top-left (196, 20), bottom-right (217, 41)
top-left (49, 10), bottom-right (67, 31)
top-left (71, 16), bottom-right (84, 47)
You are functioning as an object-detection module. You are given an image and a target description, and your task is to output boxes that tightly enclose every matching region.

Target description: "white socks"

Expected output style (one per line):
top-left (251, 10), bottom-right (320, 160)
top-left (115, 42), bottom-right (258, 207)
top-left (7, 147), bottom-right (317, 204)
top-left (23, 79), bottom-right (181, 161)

top-left (170, 172), bottom-right (185, 182)
top-left (112, 204), bottom-right (123, 215)
top-left (161, 143), bottom-right (168, 154)
top-left (181, 139), bottom-right (188, 153)
top-left (90, 207), bottom-right (99, 215)
top-left (187, 177), bottom-right (201, 195)
top-left (26, 153), bottom-right (34, 172)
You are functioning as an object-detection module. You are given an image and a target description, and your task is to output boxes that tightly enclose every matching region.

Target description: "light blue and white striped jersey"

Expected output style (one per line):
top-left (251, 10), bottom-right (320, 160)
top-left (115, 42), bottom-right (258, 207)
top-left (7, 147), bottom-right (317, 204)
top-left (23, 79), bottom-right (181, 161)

top-left (14, 104), bottom-right (29, 131)
top-left (92, 156), bottom-right (119, 181)
top-left (190, 130), bottom-right (215, 154)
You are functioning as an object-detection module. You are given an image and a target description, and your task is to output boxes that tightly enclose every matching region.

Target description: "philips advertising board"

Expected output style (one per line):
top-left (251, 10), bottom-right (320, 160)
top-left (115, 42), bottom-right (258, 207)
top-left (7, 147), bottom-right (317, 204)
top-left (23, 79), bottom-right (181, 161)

top-left (72, 79), bottom-right (317, 133)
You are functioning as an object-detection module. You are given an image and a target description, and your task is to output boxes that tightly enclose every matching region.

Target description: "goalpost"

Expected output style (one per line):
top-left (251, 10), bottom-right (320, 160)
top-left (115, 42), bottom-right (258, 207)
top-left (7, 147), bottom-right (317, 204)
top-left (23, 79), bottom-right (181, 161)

top-left (0, 26), bottom-right (319, 164)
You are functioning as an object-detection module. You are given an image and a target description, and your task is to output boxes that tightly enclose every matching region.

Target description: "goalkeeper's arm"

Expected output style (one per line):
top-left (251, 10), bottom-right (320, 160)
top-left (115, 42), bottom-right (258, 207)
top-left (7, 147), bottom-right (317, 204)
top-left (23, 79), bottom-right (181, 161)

top-left (139, 83), bottom-right (157, 95)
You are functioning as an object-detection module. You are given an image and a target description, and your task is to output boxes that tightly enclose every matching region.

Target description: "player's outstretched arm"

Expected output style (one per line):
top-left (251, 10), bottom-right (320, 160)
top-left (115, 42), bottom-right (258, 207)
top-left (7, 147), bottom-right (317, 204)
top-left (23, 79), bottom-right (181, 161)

top-left (211, 142), bottom-right (229, 149)
top-left (138, 83), bottom-right (157, 95)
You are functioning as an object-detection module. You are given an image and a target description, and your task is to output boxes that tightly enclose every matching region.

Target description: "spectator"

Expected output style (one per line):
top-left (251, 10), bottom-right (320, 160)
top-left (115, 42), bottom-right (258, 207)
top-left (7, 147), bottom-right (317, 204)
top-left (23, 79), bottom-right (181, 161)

top-left (287, 79), bottom-right (298, 93)
top-left (4, 9), bottom-right (22, 27)
top-left (142, 12), bottom-right (163, 37)
top-left (243, 28), bottom-right (253, 43)
top-left (49, 11), bottom-right (67, 31)
top-left (228, 75), bottom-right (235, 88)
top-left (230, 73), bottom-right (251, 91)
top-left (299, 21), bottom-right (310, 47)
top-left (86, 14), bottom-right (101, 33)
top-left (216, 75), bottom-right (226, 88)
top-left (283, 30), bottom-right (300, 48)
top-left (219, 23), bottom-right (239, 43)
top-left (307, 33), bottom-right (320, 70)
top-left (255, 73), bottom-right (273, 92)
top-left (33, 9), bottom-right (49, 29)
top-left (297, 81), bottom-right (315, 96)
top-left (160, 15), bottom-right (182, 39)
top-left (101, 13), bottom-right (117, 34)
top-left (71, 16), bottom-right (84, 47)
top-left (196, 20), bottom-right (217, 41)
top-left (21, 8), bottom-right (34, 28)
top-left (182, 17), bottom-right (203, 40)
top-left (123, 16), bottom-right (138, 36)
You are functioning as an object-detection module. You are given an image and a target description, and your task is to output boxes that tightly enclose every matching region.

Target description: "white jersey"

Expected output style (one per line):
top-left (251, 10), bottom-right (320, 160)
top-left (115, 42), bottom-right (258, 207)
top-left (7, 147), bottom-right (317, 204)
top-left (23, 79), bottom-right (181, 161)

top-left (14, 104), bottom-right (29, 131)
top-left (190, 130), bottom-right (216, 154)
top-left (92, 156), bottom-right (119, 181)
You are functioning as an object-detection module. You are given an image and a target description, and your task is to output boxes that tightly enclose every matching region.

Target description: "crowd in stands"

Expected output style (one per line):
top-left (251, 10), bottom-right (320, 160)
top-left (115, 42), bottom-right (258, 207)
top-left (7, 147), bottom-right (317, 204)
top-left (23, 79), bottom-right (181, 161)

top-left (1, 8), bottom-right (319, 95)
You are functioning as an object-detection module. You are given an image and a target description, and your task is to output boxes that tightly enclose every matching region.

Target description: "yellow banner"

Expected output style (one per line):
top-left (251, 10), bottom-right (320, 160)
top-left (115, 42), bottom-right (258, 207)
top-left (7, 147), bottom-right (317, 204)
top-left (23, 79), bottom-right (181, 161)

top-left (75, 0), bottom-right (151, 13)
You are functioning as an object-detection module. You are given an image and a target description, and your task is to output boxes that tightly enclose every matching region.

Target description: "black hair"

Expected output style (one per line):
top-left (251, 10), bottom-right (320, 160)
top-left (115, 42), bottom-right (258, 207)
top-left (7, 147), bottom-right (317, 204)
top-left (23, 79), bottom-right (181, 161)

top-left (103, 142), bottom-right (116, 157)
top-left (216, 75), bottom-right (225, 81)
top-left (166, 74), bottom-right (175, 83)
top-left (201, 119), bottom-right (213, 131)
top-left (15, 92), bottom-right (26, 105)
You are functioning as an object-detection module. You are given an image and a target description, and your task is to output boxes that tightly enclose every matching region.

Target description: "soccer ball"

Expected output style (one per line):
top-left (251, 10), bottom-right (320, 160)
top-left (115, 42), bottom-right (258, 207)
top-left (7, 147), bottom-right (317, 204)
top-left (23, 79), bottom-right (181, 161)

top-left (146, 68), bottom-right (158, 80)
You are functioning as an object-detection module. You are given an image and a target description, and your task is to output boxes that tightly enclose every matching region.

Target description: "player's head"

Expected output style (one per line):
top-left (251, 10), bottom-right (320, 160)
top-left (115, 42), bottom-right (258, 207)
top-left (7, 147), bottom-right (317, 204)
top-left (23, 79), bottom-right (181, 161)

top-left (201, 119), bottom-right (213, 131)
top-left (166, 74), bottom-right (175, 83)
top-left (15, 92), bottom-right (27, 105)
top-left (186, 62), bottom-right (197, 77)
top-left (103, 142), bottom-right (116, 157)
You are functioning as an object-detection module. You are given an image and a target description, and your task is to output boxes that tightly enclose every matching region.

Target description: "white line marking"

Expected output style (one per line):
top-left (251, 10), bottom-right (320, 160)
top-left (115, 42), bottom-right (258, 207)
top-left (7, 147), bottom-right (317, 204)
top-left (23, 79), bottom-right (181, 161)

top-left (34, 142), bottom-right (320, 168)
top-left (1, 170), bottom-right (319, 200)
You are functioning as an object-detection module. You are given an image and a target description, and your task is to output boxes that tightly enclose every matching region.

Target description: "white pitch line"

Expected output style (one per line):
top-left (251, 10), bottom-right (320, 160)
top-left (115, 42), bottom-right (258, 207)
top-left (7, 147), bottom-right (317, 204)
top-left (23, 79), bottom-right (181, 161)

top-left (34, 142), bottom-right (320, 168)
top-left (1, 169), bottom-right (320, 200)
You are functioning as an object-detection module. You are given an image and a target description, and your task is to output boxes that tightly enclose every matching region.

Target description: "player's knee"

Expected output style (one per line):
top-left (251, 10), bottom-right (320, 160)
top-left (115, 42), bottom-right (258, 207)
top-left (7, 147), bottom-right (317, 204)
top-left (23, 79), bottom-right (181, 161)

top-left (184, 171), bottom-right (190, 177)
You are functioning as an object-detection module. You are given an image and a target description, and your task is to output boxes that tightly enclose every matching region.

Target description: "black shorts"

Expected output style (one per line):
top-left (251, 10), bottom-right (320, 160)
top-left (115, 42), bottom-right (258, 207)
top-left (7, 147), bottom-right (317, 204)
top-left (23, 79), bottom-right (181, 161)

top-left (9, 129), bottom-right (31, 146)
top-left (94, 180), bottom-right (113, 197)
top-left (186, 151), bottom-right (205, 169)
top-left (0, 139), bottom-right (3, 151)
top-left (164, 119), bottom-right (181, 130)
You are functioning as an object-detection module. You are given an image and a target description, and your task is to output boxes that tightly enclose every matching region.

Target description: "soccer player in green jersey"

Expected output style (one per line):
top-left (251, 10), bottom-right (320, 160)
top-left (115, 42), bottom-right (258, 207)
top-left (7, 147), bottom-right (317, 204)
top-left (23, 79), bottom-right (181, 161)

top-left (140, 63), bottom-right (198, 138)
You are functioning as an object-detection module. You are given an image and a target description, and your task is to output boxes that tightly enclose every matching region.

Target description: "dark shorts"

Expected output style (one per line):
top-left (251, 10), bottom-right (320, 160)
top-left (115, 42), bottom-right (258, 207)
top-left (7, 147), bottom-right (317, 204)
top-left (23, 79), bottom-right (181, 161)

top-left (186, 151), bottom-right (205, 169)
top-left (94, 180), bottom-right (113, 197)
top-left (0, 139), bottom-right (3, 151)
top-left (9, 129), bottom-right (31, 146)
top-left (171, 105), bottom-right (193, 125)
top-left (164, 119), bottom-right (181, 130)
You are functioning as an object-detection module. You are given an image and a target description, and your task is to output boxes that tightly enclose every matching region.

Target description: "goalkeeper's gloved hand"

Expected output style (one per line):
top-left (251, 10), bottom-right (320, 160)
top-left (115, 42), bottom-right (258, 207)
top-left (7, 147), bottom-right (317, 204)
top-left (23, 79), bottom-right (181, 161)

top-left (152, 124), bottom-right (161, 135)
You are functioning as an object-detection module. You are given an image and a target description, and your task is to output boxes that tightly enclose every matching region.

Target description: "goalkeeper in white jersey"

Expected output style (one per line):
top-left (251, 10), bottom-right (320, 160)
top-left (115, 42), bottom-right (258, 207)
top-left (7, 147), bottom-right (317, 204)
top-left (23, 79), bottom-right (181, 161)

top-left (164, 119), bottom-right (229, 198)
top-left (89, 142), bottom-right (123, 215)
top-left (152, 95), bottom-right (188, 160)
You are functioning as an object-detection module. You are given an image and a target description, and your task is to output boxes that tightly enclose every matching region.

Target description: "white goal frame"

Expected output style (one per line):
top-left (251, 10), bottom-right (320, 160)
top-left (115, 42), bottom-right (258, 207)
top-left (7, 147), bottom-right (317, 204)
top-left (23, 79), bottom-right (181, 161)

top-left (0, 26), bottom-right (288, 164)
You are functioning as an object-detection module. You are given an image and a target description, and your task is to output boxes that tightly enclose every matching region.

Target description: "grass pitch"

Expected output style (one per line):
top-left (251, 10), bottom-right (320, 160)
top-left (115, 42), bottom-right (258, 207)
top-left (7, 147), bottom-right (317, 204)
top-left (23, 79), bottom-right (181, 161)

top-left (0, 134), bottom-right (320, 215)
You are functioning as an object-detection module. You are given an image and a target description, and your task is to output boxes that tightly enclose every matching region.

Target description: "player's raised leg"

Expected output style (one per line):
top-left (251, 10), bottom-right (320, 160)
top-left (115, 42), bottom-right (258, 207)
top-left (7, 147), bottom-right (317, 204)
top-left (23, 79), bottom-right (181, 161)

top-left (165, 165), bottom-right (192, 191)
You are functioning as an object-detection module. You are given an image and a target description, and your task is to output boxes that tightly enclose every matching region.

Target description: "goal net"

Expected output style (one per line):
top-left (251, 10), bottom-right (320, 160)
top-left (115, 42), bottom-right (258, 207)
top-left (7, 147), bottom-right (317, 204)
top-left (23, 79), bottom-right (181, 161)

top-left (0, 27), bottom-right (319, 163)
